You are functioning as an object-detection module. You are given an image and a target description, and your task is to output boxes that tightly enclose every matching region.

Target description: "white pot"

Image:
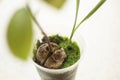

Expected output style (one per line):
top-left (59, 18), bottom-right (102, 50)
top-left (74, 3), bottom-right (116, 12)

top-left (33, 35), bottom-right (85, 80)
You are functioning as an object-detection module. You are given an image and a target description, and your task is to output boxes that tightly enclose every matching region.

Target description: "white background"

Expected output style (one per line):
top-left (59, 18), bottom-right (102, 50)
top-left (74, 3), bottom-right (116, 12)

top-left (0, 0), bottom-right (120, 80)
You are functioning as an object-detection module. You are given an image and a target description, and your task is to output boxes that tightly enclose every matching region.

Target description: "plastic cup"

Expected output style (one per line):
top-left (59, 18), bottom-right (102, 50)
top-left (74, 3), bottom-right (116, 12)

top-left (33, 35), bottom-right (85, 80)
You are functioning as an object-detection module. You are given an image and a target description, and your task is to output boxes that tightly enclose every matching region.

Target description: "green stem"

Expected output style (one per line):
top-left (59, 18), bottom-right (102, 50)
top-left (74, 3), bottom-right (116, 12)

top-left (70, 0), bottom-right (106, 40)
top-left (69, 0), bottom-right (80, 42)
top-left (75, 0), bottom-right (106, 31)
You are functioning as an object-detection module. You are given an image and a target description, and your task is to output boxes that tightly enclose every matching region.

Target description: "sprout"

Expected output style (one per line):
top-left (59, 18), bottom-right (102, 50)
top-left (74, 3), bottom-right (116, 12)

top-left (70, 0), bottom-right (106, 41)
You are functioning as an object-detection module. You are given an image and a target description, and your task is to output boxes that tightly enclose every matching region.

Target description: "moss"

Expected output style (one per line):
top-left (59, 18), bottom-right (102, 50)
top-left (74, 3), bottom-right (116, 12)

top-left (49, 35), bottom-right (80, 68)
top-left (33, 34), bottom-right (80, 68)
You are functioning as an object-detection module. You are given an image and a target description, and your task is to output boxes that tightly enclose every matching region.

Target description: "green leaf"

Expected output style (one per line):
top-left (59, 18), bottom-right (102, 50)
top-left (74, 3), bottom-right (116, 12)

top-left (74, 0), bottom-right (106, 31)
top-left (7, 8), bottom-right (33, 60)
top-left (44, 0), bottom-right (66, 9)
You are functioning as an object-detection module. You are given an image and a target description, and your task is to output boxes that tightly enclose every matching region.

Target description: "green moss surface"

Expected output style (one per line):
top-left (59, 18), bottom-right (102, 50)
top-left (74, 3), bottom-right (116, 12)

top-left (33, 34), bottom-right (80, 68)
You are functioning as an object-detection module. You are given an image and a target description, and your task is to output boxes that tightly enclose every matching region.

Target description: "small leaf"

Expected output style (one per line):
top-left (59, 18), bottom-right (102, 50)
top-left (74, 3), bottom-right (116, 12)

top-left (7, 8), bottom-right (33, 60)
top-left (44, 0), bottom-right (66, 9)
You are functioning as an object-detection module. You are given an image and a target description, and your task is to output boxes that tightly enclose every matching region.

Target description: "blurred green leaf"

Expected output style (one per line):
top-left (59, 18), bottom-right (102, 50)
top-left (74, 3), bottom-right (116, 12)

top-left (44, 0), bottom-right (66, 9)
top-left (7, 8), bottom-right (33, 60)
